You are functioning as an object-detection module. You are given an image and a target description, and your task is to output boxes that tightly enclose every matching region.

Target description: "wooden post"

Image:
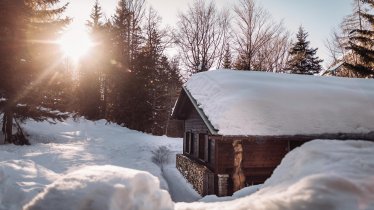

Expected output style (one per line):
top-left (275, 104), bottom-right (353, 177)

top-left (217, 174), bottom-right (229, 196)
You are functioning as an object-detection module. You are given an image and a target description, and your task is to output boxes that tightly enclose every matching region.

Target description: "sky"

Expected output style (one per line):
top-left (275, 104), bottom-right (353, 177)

top-left (66, 0), bottom-right (353, 68)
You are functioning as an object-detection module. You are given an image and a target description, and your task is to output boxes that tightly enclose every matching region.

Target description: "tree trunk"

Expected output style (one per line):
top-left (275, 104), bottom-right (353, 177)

top-left (3, 109), bottom-right (14, 144)
top-left (2, 114), bottom-right (5, 134)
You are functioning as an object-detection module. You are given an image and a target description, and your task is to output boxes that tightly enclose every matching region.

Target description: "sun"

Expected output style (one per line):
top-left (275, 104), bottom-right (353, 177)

top-left (58, 29), bottom-right (93, 60)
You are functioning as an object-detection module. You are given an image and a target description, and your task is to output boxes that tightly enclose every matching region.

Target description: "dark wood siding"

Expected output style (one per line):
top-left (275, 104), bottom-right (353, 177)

top-left (208, 137), bottom-right (216, 169)
top-left (183, 105), bottom-right (211, 159)
top-left (210, 138), bottom-right (288, 174)
top-left (185, 107), bottom-right (210, 133)
top-left (241, 139), bottom-right (288, 168)
top-left (211, 137), bottom-right (289, 194)
top-left (198, 134), bottom-right (206, 160)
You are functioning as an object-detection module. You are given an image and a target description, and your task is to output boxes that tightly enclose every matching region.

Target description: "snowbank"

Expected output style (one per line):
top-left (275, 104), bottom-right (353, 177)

top-left (198, 185), bottom-right (262, 203)
top-left (185, 70), bottom-right (374, 135)
top-left (0, 118), bottom-right (187, 210)
top-left (24, 165), bottom-right (174, 210)
top-left (177, 140), bottom-right (374, 210)
top-left (0, 160), bottom-right (60, 210)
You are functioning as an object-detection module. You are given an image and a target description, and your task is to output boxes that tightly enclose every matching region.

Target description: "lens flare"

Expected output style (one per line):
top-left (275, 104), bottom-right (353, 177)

top-left (58, 29), bottom-right (93, 60)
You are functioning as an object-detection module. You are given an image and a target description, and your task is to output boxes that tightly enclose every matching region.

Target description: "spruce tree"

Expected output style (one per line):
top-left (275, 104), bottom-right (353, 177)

top-left (0, 0), bottom-right (70, 144)
top-left (109, 0), bottom-right (145, 126)
top-left (87, 0), bottom-right (104, 32)
top-left (222, 44), bottom-right (232, 69)
top-left (78, 0), bottom-right (106, 120)
top-left (344, 0), bottom-right (374, 78)
top-left (286, 26), bottom-right (323, 75)
top-left (130, 8), bottom-right (182, 135)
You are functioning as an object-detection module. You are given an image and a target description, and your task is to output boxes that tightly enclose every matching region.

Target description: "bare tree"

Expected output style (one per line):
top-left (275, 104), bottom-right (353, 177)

top-left (174, 0), bottom-right (229, 76)
top-left (253, 28), bottom-right (291, 72)
top-left (325, 29), bottom-right (348, 66)
top-left (233, 0), bottom-right (290, 71)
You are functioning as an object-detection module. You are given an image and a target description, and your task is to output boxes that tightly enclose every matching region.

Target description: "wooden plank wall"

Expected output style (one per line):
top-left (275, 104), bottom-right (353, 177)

top-left (213, 138), bottom-right (289, 193)
top-left (183, 107), bottom-right (210, 159)
top-left (185, 108), bottom-right (210, 133)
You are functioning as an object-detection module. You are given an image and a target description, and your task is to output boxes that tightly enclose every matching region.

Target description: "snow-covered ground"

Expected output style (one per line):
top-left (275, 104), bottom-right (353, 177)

top-left (0, 118), bottom-right (199, 210)
top-left (1, 119), bottom-right (374, 210)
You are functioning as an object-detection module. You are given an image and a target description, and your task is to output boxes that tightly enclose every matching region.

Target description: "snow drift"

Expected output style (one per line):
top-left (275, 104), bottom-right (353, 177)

top-left (0, 160), bottom-right (60, 210)
top-left (176, 140), bottom-right (374, 210)
top-left (24, 166), bottom-right (173, 210)
top-left (185, 70), bottom-right (374, 136)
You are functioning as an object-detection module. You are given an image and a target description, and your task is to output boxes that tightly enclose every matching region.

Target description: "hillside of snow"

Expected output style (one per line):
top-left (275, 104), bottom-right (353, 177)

top-left (0, 118), bottom-right (199, 210)
top-left (1, 119), bottom-right (374, 210)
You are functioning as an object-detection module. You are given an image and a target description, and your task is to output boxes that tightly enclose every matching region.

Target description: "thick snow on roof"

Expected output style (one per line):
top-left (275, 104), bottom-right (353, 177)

top-left (185, 70), bottom-right (374, 136)
top-left (319, 61), bottom-right (344, 76)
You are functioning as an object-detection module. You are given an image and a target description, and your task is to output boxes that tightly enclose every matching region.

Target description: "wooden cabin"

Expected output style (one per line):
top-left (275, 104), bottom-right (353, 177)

top-left (172, 70), bottom-right (374, 196)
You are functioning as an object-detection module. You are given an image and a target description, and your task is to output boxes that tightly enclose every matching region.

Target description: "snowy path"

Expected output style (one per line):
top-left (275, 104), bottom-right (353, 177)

top-left (163, 165), bottom-right (201, 202)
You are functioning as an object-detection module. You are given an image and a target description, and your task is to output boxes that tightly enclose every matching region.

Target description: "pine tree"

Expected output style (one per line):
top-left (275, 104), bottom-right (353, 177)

top-left (87, 0), bottom-right (104, 32)
top-left (109, 0), bottom-right (145, 126)
top-left (286, 26), bottom-right (323, 75)
top-left (77, 0), bottom-right (106, 120)
top-left (0, 0), bottom-right (70, 144)
top-left (344, 0), bottom-right (374, 78)
top-left (222, 44), bottom-right (232, 69)
top-left (129, 8), bottom-right (182, 135)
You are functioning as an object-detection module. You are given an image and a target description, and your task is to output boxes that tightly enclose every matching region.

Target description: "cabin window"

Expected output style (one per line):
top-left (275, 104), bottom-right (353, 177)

top-left (190, 133), bottom-right (195, 154)
top-left (206, 138), bottom-right (214, 164)
top-left (198, 134), bottom-right (206, 160)
top-left (185, 132), bottom-right (191, 153)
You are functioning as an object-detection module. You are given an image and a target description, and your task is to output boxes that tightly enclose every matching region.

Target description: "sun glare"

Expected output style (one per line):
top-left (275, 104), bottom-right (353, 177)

top-left (58, 29), bottom-right (93, 60)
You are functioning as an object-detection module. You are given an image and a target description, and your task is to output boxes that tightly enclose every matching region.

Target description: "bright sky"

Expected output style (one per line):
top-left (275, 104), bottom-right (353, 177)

top-left (66, 0), bottom-right (353, 67)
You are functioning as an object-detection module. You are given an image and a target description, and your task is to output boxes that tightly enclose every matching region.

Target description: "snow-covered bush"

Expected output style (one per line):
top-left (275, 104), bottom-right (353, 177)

top-left (152, 146), bottom-right (171, 169)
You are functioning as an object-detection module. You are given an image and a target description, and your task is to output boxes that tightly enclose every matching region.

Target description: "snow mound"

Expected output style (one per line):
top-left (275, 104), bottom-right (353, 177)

top-left (185, 70), bottom-right (374, 135)
top-left (177, 140), bottom-right (374, 210)
top-left (199, 185), bottom-right (262, 203)
top-left (0, 160), bottom-right (59, 210)
top-left (256, 140), bottom-right (374, 210)
top-left (24, 165), bottom-right (174, 210)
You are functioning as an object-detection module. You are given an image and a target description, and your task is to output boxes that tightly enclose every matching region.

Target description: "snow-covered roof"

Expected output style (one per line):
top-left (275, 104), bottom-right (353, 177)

top-left (319, 61), bottom-right (344, 76)
top-left (184, 70), bottom-right (374, 136)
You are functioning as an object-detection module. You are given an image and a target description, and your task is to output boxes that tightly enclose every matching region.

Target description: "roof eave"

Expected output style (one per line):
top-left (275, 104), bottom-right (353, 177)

top-left (182, 86), bottom-right (218, 135)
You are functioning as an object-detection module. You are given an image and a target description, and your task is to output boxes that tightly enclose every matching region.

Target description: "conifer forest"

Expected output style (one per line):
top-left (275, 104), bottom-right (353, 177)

top-left (1, 0), bottom-right (374, 145)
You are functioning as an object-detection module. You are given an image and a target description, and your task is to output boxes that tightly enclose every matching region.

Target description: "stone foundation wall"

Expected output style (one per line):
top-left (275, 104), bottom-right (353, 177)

top-left (176, 154), bottom-right (212, 195)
